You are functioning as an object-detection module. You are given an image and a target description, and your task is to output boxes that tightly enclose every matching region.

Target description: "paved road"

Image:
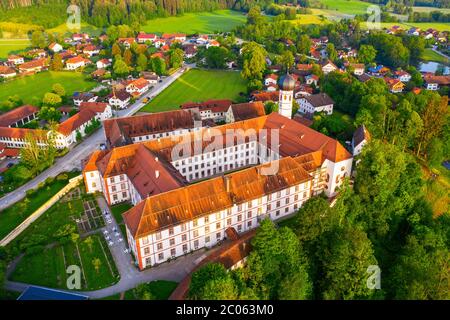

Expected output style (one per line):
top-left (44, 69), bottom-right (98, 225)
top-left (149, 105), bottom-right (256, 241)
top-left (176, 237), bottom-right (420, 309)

top-left (5, 194), bottom-right (216, 299)
top-left (0, 65), bottom-right (193, 211)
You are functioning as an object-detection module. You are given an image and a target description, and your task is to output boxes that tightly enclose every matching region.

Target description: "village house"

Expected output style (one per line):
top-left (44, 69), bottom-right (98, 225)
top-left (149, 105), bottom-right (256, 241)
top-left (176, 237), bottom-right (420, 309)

top-left (108, 90), bottom-right (131, 109)
top-left (384, 78), bottom-right (405, 93)
top-left (225, 102), bottom-right (266, 123)
top-left (118, 38), bottom-right (136, 48)
top-left (125, 78), bottom-right (150, 96)
top-left (298, 93), bottom-right (334, 115)
top-left (73, 92), bottom-right (98, 107)
top-left (423, 75), bottom-right (450, 91)
top-left (206, 40), bottom-right (220, 49)
top-left (72, 33), bottom-right (90, 42)
top-left (0, 66), bottom-right (17, 78)
top-left (83, 45), bottom-right (100, 57)
top-left (162, 33), bottom-right (186, 42)
top-left (321, 60), bottom-right (338, 74)
top-left (79, 102), bottom-right (112, 122)
top-left (352, 124), bottom-right (371, 156)
top-left (66, 56), bottom-right (91, 70)
top-left (48, 43), bottom-right (63, 53)
top-left (350, 63), bottom-right (365, 76)
top-left (18, 58), bottom-right (48, 73)
top-left (196, 35), bottom-right (209, 45)
top-left (264, 74), bottom-right (278, 87)
top-left (96, 59), bottom-right (111, 69)
top-left (7, 55), bottom-right (24, 65)
top-left (141, 72), bottom-right (159, 85)
top-left (305, 74), bottom-right (319, 86)
top-left (137, 33), bottom-right (157, 44)
top-left (393, 70), bottom-right (411, 82)
top-left (183, 44), bottom-right (198, 58)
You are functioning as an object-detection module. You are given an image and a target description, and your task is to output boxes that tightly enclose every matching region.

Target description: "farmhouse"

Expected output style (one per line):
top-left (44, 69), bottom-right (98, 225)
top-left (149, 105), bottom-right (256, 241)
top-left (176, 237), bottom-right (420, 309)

top-left (73, 92), bottom-right (98, 107)
top-left (321, 60), bottom-right (337, 74)
top-left (96, 59), bottom-right (111, 69)
top-left (384, 78), bottom-right (405, 93)
top-left (125, 78), bottom-right (150, 96)
top-left (108, 90), bottom-right (131, 110)
top-left (352, 124), bottom-right (371, 156)
top-left (393, 70), bottom-right (411, 82)
top-left (137, 33), bottom-right (157, 44)
top-left (18, 58), bottom-right (48, 73)
top-left (206, 40), bottom-right (220, 49)
top-left (8, 55), bottom-right (24, 65)
top-left (83, 45), bottom-right (101, 57)
top-left (298, 93), bottom-right (334, 115)
top-left (0, 66), bottom-right (17, 78)
top-left (423, 75), bottom-right (450, 91)
top-left (225, 102), bottom-right (266, 123)
top-left (305, 74), bottom-right (319, 86)
top-left (66, 56), bottom-right (91, 70)
top-left (350, 63), bottom-right (365, 76)
top-left (118, 38), bottom-right (136, 48)
top-left (49, 43), bottom-right (63, 53)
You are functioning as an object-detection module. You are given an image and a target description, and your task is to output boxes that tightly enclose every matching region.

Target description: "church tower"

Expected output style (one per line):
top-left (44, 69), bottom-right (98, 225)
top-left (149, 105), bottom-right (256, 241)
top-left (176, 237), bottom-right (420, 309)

top-left (278, 73), bottom-right (295, 119)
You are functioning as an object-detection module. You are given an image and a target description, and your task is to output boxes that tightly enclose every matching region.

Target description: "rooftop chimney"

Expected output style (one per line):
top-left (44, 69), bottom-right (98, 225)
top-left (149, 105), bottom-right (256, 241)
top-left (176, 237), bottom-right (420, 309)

top-left (225, 176), bottom-right (231, 193)
top-left (155, 170), bottom-right (160, 179)
top-left (155, 157), bottom-right (159, 162)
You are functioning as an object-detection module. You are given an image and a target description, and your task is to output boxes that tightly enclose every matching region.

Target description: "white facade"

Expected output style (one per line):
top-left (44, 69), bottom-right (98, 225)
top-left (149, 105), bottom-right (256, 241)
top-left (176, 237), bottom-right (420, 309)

top-left (298, 98), bottom-right (333, 115)
top-left (278, 89), bottom-right (293, 119)
top-left (109, 96), bottom-right (130, 109)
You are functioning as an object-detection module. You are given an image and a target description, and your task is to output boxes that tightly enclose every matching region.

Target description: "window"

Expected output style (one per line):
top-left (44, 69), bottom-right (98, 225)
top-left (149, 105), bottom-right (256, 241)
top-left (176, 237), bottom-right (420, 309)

top-left (205, 226), bottom-right (210, 233)
top-left (237, 214), bottom-right (242, 222)
top-left (181, 224), bottom-right (187, 232)
top-left (111, 185), bottom-right (116, 192)
top-left (247, 221), bottom-right (252, 227)
top-left (215, 212), bottom-right (221, 220)
top-left (90, 172), bottom-right (94, 177)
top-left (169, 238), bottom-right (175, 246)
top-left (276, 201), bottom-right (281, 208)
top-left (157, 243), bottom-right (163, 250)
top-left (155, 232), bottom-right (162, 240)
top-left (193, 219), bottom-right (198, 227)
top-left (247, 212), bottom-right (252, 219)
top-left (122, 192), bottom-right (127, 198)
top-left (121, 183), bottom-right (126, 189)
top-left (113, 194), bottom-right (118, 201)
top-left (193, 230), bottom-right (199, 238)
top-left (183, 244), bottom-right (188, 253)
top-left (182, 234), bottom-right (187, 241)
top-left (216, 232), bottom-right (221, 240)
top-left (158, 253), bottom-right (164, 261)
top-left (142, 238), bottom-right (148, 245)
top-left (227, 218), bottom-right (232, 226)
top-left (145, 257), bottom-right (151, 266)
top-left (205, 236), bottom-right (210, 243)
top-left (91, 182), bottom-right (96, 188)
top-left (171, 248), bottom-right (176, 257)
top-left (144, 247), bottom-right (150, 255)
top-left (216, 222), bottom-right (221, 229)
top-left (237, 224), bottom-right (242, 232)
top-left (169, 227), bottom-right (174, 236)
top-left (204, 216), bottom-right (209, 223)
top-left (194, 240), bottom-right (199, 249)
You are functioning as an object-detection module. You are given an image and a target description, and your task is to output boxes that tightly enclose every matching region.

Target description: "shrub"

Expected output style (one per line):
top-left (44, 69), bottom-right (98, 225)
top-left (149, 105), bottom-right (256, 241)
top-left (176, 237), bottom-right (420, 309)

top-left (56, 173), bottom-right (68, 181)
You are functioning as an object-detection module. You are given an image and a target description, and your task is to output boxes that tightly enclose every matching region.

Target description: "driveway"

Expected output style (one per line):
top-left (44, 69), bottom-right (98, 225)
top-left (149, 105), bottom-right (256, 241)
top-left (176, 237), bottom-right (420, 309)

top-left (0, 65), bottom-right (193, 211)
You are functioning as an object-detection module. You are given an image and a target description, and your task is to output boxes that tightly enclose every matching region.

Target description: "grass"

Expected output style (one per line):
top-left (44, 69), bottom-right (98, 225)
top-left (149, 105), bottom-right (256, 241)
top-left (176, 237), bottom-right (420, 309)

top-left (413, 6), bottom-right (450, 14)
top-left (142, 10), bottom-right (246, 34)
top-left (421, 48), bottom-right (449, 64)
top-left (314, 0), bottom-right (372, 15)
top-left (142, 69), bottom-right (247, 112)
top-left (290, 13), bottom-right (330, 26)
top-left (0, 71), bottom-right (96, 105)
top-left (0, 172), bottom-right (79, 240)
top-left (360, 21), bottom-right (450, 32)
top-left (46, 22), bottom-right (101, 37)
top-left (0, 38), bottom-right (31, 58)
top-left (11, 234), bottom-right (120, 291)
top-left (110, 203), bottom-right (133, 224)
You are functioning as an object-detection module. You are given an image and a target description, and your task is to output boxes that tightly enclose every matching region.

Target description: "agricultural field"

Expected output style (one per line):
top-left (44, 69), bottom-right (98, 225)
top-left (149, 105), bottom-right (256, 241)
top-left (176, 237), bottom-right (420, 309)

top-left (421, 48), bottom-right (449, 64)
top-left (0, 38), bottom-right (31, 58)
top-left (142, 69), bottom-right (247, 113)
top-left (360, 21), bottom-right (450, 32)
top-left (413, 6), bottom-right (450, 13)
top-left (314, 0), bottom-right (372, 15)
top-left (0, 71), bottom-right (96, 105)
top-left (46, 22), bottom-right (101, 37)
top-left (290, 13), bottom-right (331, 26)
top-left (142, 10), bottom-right (246, 34)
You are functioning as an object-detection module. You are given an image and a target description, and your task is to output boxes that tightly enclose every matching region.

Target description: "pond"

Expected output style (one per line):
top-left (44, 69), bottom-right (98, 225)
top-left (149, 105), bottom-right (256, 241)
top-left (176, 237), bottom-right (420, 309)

top-left (419, 61), bottom-right (450, 75)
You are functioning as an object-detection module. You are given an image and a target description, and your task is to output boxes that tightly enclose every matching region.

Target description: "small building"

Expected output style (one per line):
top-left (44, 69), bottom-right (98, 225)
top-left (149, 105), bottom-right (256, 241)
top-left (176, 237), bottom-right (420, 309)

top-left (298, 93), bottom-right (334, 115)
top-left (206, 40), bottom-right (220, 49)
top-left (83, 45), bottom-right (100, 57)
top-left (66, 56), bottom-right (91, 70)
top-left (17, 58), bottom-right (48, 73)
top-left (264, 74), bottom-right (278, 86)
top-left (96, 59), bottom-right (111, 69)
top-left (118, 38), bottom-right (135, 48)
top-left (305, 74), bottom-right (319, 86)
top-left (7, 55), bottom-right (24, 65)
top-left (125, 78), bottom-right (150, 96)
top-left (423, 75), bottom-right (450, 91)
top-left (108, 90), bottom-right (131, 109)
top-left (73, 92), bottom-right (98, 107)
top-left (321, 60), bottom-right (337, 74)
top-left (393, 70), bottom-right (411, 83)
top-left (48, 43), bottom-right (63, 53)
top-left (136, 32), bottom-right (157, 44)
top-left (350, 63), bottom-right (365, 76)
top-left (72, 33), bottom-right (90, 42)
top-left (181, 99), bottom-right (232, 122)
top-left (225, 102), bottom-right (266, 123)
top-left (0, 66), bottom-right (17, 78)
top-left (385, 78), bottom-right (405, 93)
top-left (352, 124), bottom-right (371, 156)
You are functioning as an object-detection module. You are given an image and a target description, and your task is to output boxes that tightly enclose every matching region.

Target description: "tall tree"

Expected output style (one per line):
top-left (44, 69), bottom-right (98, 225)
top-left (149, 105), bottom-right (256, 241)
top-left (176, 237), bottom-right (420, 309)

top-left (241, 42), bottom-right (267, 80)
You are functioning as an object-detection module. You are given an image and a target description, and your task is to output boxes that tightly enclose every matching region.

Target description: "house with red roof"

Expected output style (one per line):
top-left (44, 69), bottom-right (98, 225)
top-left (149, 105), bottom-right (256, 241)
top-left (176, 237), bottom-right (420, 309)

top-left (0, 66), bottom-right (17, 79)
top-left (137, 33), bottom-right (157, 44)
top-left (96, 59), bottom-right (111, 69)
top-left (83, 45), bottom-right (100, 57)
top-left (7, 55), bottom-right (24, 65)
top-left (66, 56), bottom-right (91, 70)
top-left (18, 58), bottom-right (48, 73)
top-left (49, 42), bottom-right (63, 53)
top-left (125, 78), bottom-right (150, 96)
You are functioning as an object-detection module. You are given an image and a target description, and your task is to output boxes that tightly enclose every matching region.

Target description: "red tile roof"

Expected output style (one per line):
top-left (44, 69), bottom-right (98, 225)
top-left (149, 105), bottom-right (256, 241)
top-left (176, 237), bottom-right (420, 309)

top-left (57, 109), bottom-right (97, 136)
top-left (0, 127), bottom-right (47, 140)
top-left (18, 58), bottom-right (48, 71)
top-left (230, 101), bottom-right (266, 121)
top-left (181, 99), bottom-right (232, 113)
top-left (0, 66), bottom-right (16, 75)
top-left (79, 102), bottom-right (108, 114)
top-left (0, 105), bottom-right (39, 127)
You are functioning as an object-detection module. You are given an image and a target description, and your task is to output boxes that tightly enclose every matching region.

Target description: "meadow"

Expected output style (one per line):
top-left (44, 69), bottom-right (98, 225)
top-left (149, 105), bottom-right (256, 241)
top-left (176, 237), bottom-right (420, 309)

top-left (0, 71), bottom-right (96, 105)
top-left (141, 10), bottom-right (246, 34)
top-left (314, 0), bottom-right (372, 15)
top-left (0, 38), bottom-right (31, 58)
top-left (360, 21), bottom-right (450, 32)
top-left (421, 48), bottom-right (449, 64)
top-left (141, 69), bottom-right (247, 113)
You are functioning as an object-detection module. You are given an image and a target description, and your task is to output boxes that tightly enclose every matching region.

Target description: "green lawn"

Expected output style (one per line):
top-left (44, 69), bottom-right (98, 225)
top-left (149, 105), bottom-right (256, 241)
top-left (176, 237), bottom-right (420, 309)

top-left (46, 22), bottom-right (101, 37)
top-left (0, 39), bottom-right (31, 58)
top-left (314, 0), bottom-right (372, 15)
top-left (0, 172), bottom-right (79, 240)
top-left (141, 10), bottom-right (246, 34)
top-left (421, 48), bottom-right (449, 64)
top-left (413, 6), bottom-right (450, 14)
top-left (11, 234), bottom-right (120, 291)
top-left (141, 69), bottom-right (247, 113)
top-left (360, 21), bottom-right (450, 32)
top-left (110, 203), bottom-right (133, 224)
top-left (0, 71), bottom-right (97, 105)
